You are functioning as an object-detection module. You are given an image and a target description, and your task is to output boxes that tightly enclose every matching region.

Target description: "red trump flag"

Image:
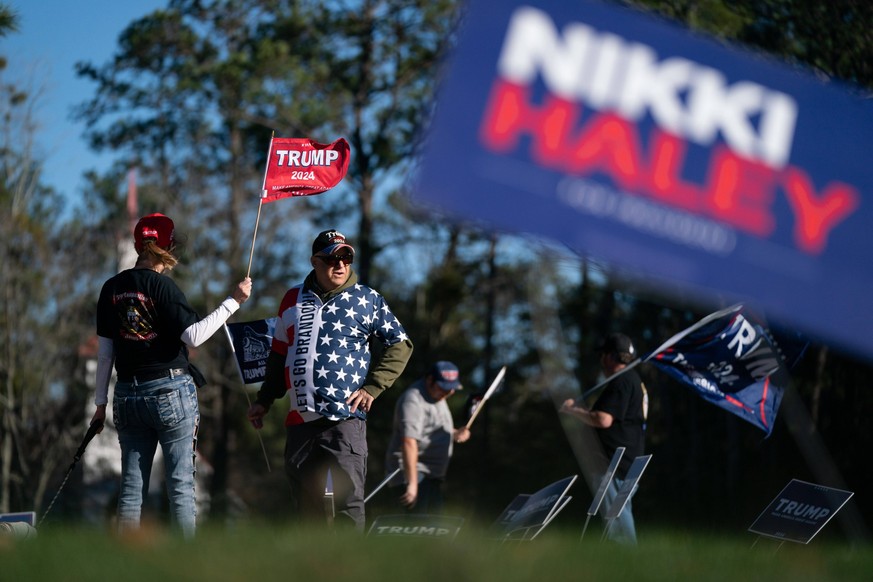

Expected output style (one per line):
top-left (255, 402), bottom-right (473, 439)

top-left (261, 137), bottom-right (350, 202)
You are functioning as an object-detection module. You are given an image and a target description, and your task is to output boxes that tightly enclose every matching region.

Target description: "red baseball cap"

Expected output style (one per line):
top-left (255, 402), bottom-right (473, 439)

top-left (134, 213), bottom-right (175, 252)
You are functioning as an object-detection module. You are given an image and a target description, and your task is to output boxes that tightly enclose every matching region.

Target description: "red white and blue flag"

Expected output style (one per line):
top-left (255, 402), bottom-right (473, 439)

top-left (261, 137), bottom-right (350, 201)
top-left (647, 307), bottom-right (800, 436)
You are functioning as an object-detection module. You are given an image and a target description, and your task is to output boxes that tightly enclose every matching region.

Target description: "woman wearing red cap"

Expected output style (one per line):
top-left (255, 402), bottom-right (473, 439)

top-left (90, 213), bottom-right (252, 538)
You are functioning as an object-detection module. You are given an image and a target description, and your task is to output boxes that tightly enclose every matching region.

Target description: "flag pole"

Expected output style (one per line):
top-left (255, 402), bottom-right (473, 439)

top-left (579, 304), bottom-right (744, 401)
top-left (247, 132), bottom-right (275, 278)
top-left (364, 467), bottom-right (401, 504)
top-left (246, 200), bottom-right (264, 279)
top-left (465, 366), bottom-right (507, 430)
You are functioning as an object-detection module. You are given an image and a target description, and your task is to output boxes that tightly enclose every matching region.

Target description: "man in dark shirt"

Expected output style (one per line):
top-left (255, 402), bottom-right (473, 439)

top-left (561, 332), bottom-right (647, 544)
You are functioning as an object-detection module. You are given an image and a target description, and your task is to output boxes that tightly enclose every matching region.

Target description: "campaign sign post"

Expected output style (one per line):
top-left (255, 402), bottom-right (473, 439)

top-left (501, 475), bottom-right (577, 540)
top-left (602, 454), bottom-right (652, 542)
top-left (533, 495), bottom-right (573, 540)
top-left (748, 479), bottom-right (854, 544)
top-left (413, 0), bottom-right (873, 361)
top-left (580, 447), bottom-right (624, 541)
top-left (588, 447), bottom-right (625, 517)
top-left (324, 469), bottom-right (335, 528)
top-left (604, 455), bottom-right (652, 521)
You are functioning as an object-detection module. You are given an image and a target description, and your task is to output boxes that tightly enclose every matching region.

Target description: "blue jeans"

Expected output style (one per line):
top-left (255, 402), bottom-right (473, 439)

top-left (113, 371), bottom-right (200, 537)
top-left (602, 476), bottom-right (637, 545)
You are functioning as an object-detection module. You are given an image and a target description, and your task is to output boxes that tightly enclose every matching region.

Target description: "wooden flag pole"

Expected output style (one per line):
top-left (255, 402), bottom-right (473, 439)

top-left (465, 366), bottom-right (507, 430)
top-left (246, 199), bottom-right (264, 279)
top-left (247, 131), bottom-right (275, 278)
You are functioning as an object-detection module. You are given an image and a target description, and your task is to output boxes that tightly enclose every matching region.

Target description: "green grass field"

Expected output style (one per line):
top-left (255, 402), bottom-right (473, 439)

top-left (2, 522), bottom-right (872, 581)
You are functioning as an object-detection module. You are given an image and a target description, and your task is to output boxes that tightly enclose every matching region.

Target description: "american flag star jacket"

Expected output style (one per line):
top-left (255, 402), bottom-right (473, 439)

top-left (257, 270), bottom-right (413, 425)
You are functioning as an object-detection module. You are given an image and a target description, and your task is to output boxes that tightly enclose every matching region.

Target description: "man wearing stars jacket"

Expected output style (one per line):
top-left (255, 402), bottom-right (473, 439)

top-left (247, 229), bottom-right (413, 530)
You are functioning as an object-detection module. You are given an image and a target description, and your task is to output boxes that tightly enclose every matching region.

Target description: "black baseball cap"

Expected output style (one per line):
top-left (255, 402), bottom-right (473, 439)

top-left (595, 332), bottom-right (635, 357)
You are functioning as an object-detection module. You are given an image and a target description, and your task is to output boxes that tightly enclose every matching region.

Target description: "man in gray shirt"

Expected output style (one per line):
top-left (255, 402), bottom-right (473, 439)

top-left (385, 361), bottom-right (471, 514)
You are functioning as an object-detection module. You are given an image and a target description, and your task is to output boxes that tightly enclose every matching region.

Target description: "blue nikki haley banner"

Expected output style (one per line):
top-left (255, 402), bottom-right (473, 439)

top-left (413, 0), bottom-right (873, 360)
top-left (647, 307), bottom-right (789, 435)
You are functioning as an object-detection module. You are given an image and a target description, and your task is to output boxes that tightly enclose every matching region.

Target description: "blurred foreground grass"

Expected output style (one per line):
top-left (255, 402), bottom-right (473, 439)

top-left (2, 522), bottom-right (871, 581)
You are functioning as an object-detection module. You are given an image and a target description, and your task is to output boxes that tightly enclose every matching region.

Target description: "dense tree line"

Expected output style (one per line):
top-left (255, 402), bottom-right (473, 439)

top-left (1, 0), bottom-right (871, 544)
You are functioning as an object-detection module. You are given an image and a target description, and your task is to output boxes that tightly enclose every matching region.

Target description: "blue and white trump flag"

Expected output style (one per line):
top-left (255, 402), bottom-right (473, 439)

top-left (224, 318), bottom-right (278, 384)
top-left (648, 307), bottom-right (799, 436)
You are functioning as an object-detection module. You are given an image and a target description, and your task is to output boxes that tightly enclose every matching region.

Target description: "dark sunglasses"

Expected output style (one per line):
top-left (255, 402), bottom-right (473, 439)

top-left (316, 253), bottom-right (354, 267)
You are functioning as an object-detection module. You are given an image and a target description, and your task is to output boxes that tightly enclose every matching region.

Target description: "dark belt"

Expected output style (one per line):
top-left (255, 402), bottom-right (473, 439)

top-left (118, 367), bottom-right (187, 383)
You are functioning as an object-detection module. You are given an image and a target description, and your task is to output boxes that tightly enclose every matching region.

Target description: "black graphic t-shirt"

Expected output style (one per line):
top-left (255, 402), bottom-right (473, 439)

top-left (97, 268), bottom-right (199, 378)
top-left (593, 368), bottom-right (646, 479)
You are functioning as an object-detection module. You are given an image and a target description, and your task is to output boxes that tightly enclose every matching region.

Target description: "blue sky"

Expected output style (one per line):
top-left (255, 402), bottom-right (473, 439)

top-left (2, 0), bottom-right (164, 208)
